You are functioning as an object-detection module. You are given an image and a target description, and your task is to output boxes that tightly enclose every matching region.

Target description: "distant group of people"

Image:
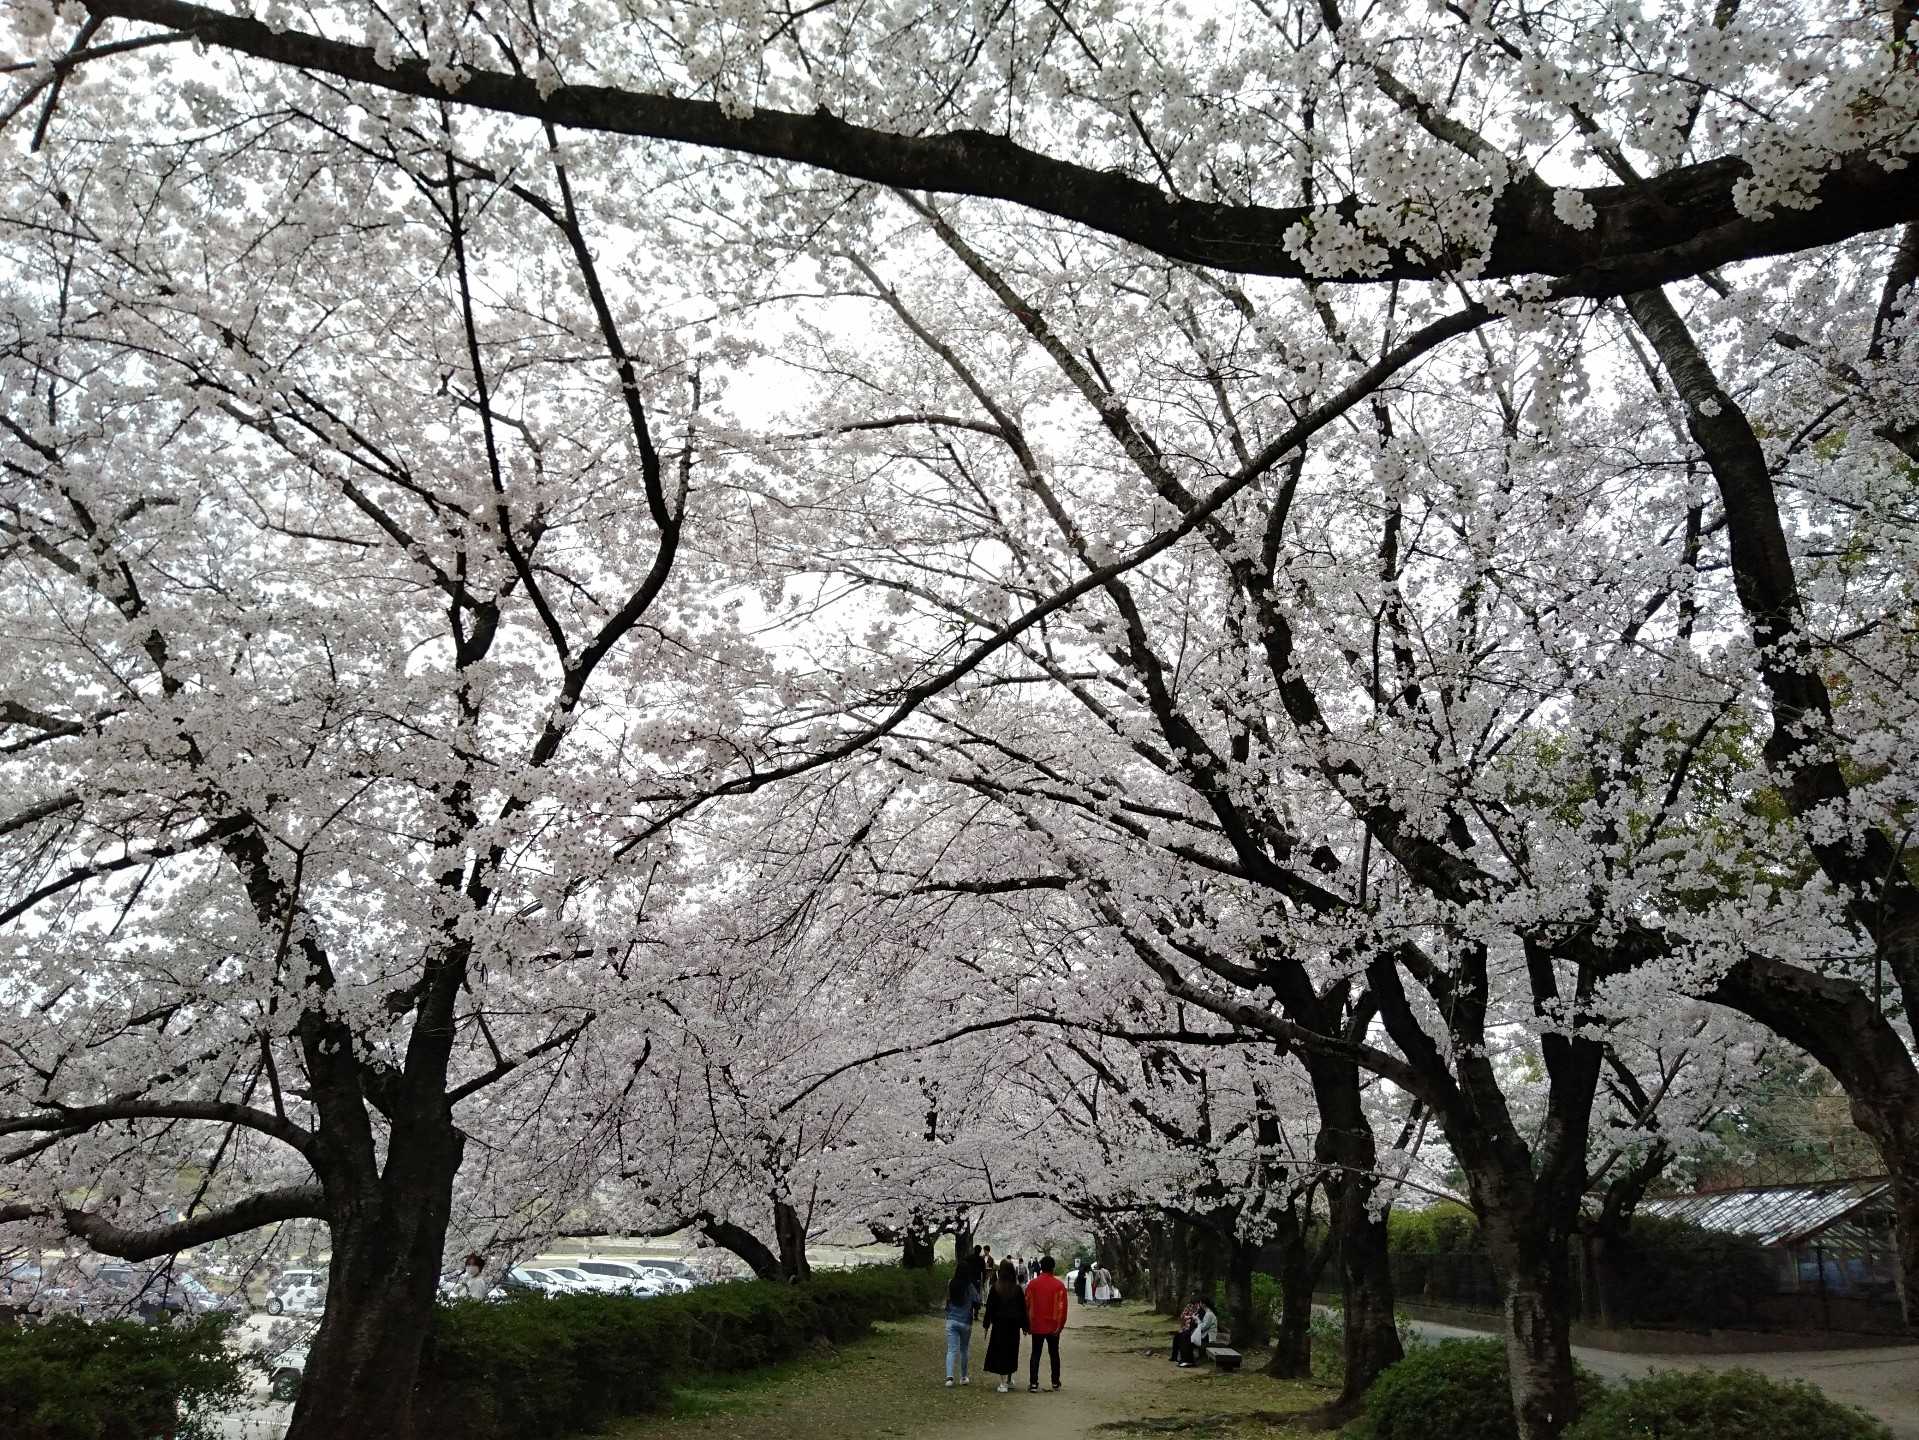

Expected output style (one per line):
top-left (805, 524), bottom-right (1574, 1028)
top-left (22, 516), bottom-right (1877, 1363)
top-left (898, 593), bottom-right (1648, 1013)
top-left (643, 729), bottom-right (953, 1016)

top-left (943, 1247), bottom-right (1072, 1392)
top-left (1066, 1259), bottom-right (1117, 1305)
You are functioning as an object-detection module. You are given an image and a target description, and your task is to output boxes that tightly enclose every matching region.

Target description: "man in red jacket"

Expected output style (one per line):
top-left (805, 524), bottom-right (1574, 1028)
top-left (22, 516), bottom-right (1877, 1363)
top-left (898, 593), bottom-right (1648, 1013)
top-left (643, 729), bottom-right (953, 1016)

top-left (1023, 1254), bottom-right (1070, 1391)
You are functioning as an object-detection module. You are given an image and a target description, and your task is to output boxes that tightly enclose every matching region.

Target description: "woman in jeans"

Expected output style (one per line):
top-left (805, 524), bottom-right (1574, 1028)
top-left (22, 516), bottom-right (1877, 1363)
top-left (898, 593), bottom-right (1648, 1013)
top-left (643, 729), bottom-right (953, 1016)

top-left (943, 1266), bottom-right (980, 1386)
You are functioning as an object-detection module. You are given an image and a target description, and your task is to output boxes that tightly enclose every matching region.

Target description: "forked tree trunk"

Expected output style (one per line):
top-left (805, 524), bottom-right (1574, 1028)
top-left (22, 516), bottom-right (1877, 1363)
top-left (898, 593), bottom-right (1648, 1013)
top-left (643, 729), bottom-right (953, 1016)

top-left (774, 1199), bottom-right (811, 1282)
top-left (284, 1127), bottom-right (465, 1440)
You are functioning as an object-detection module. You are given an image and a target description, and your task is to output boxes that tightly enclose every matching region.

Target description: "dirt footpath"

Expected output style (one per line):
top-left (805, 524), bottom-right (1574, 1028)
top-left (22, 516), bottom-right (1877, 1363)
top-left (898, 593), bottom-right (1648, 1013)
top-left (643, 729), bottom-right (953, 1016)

top-left (609, 1304), bottom-right (1324, 1440)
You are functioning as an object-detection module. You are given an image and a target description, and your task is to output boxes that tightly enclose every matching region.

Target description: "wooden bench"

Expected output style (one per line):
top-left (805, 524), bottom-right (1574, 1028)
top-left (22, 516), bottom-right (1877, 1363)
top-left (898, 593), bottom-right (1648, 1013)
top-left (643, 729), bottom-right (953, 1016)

top-left (1209, 1346), bottom-right (1243, 1373)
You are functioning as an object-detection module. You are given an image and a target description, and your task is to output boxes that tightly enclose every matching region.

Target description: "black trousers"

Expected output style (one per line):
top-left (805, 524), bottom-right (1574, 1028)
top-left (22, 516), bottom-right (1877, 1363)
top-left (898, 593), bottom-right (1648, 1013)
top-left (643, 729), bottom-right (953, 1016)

top-left (1028, 1331), bottom-right (1061, 1387)
top-left (1171, 1329), bottom-right (1198, 1363)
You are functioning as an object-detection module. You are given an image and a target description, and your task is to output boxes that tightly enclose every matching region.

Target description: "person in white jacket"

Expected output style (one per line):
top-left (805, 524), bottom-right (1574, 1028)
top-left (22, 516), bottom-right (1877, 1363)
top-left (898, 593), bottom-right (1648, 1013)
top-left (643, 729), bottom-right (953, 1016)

top-left (1171, 1296), bottom-right (1217, 1366)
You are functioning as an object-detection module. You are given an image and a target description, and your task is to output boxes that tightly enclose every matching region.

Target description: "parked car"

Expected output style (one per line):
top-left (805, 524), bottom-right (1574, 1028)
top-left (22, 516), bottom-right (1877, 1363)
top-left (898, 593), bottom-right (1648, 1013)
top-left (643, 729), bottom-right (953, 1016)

top-left (89, 1264), bottom-right (233, 1322)
top-left (636, 1264), bottom-right (694, 1294)
top-left (538, 1264), bottom-right (627, 1294)
top-left (570, 1259), bottom-right (668, 1296)
top-left (264, 1269), bottom-right (326, 1316)
top-left (502, 1266), bottom-right (581, 1296)
top-left (267, 1343), bottom-right (308, 1402)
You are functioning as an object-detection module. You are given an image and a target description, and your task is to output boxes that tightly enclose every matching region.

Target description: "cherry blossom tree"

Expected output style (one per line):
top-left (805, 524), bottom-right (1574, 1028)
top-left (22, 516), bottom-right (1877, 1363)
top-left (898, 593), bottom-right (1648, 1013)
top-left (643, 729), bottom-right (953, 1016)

top-left (0, 82), bottom-right (792, 1437)
top-left (3, 7), bottom-right (1916, 1439)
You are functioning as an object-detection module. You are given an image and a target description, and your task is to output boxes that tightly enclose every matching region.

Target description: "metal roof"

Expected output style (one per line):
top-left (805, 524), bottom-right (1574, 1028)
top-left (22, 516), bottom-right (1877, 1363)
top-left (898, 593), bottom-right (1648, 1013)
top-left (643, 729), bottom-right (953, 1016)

top-left (1639, 1177), bottom-right (1892, 1247)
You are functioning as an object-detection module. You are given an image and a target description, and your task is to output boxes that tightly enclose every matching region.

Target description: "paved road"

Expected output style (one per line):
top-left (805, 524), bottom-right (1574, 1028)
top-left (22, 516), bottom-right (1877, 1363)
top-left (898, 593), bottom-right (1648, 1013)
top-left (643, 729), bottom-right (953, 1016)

top-left (1408, 1318), bottom-right (1919, 1438)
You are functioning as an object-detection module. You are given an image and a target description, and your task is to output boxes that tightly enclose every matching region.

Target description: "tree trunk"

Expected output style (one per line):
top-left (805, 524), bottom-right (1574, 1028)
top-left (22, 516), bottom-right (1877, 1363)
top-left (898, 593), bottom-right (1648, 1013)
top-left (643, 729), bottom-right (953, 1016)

top-left (774, 1199), bottom-right (811, 1282)
top-left (899, 1227), bottom-right (935, 1269)
top-left (1333, 1204), bottom-right (1401, 1409)
top-left (284, 1129), bottom-right (464, 1440)
top-left (1223, 1237), bottom-right (1265, 1347)
top-left (1308, 1054), bottom-right (1403, 1406)
top-left (1475, 1203), bottom-right (1581, 1440)
top-left (1264, 1204), bottom-right (1328, 1379)
top-left (702, 1217), bottom-right (782, 1280)
top-left (1500, 1271), bottom-right (1580, 1440)
top-left (1266, 1248), bottom-right (1317, 1378)
top-left (1147, 1219), bottom-right (1179, 1314)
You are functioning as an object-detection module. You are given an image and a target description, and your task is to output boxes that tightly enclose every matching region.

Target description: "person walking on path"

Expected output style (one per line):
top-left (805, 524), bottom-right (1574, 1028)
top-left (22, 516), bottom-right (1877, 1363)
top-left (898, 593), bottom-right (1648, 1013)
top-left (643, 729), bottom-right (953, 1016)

top-left (981, 1258), bottom-right (1027, 1393)
top-left (1024, 1254), bottom-right (1070, 1392)
top-left (943, 1266), bottom-right (980, 1387)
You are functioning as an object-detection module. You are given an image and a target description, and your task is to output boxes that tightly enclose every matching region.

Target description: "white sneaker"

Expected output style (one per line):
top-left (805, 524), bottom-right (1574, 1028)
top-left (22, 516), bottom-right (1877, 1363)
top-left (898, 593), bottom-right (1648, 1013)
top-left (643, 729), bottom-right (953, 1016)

top-left (945, 1378), bottom-right (955, 1387)
top-left (960, 1377), bottom-right (971, 1386)
top-left (996, 1382), bottom-right (1010, 1393)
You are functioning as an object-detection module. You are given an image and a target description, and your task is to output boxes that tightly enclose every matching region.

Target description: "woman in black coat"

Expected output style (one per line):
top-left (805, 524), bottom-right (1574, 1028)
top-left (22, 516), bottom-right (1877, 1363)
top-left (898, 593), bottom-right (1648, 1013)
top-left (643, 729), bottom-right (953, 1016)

top-left (980, 1257), bottom-right (1027, 1392)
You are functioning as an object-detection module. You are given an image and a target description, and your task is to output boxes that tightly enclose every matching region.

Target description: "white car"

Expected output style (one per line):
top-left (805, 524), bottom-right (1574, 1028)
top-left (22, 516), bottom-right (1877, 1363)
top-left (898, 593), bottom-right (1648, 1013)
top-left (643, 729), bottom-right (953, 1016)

top-left (505, 1266), bottom-right (581, 1296)
top-left (637, 1265), bottom-right (694, 1294)
top-left (540, 1264), bottom-right (630, 1294)
top-left (569, 1259), bottom-right (668, 1296)
top-left (266, 1344), bottom-right (308, 1402)
top-left (264, 1269), bottom-right (326, 1316)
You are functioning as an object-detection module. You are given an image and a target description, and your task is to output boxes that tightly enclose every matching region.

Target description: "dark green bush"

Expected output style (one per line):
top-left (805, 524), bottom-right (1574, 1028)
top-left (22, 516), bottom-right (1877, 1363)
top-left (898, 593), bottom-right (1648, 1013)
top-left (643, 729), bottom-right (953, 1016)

top-left (1358, 1337), bottom-right (1602, 1440)
top-left (1564, 1367), bottom-right (1892, 1440)
top-left (415, 1263), bottom-right (945, 1440)
top-left (0, 1315), bottom-right (247, 1440)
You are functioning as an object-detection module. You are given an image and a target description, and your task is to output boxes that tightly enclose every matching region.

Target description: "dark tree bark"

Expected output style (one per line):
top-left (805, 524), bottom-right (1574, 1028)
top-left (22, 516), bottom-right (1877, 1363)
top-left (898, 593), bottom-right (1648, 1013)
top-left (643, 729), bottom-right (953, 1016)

top-left (1265, 1220), bottom-right (1329, 1380)
top-left (1222, 1237), bottom-right (1266, 1347)
top-left (869, 1219), bottom-right (938, 1268)
top-left (71, 0), bottom-right (1919, 292)
top-left (702, 1217), bottom-right (782, 1281)
top-left (900, 1229), bottom-right (936, 1269)
top-left (1304, 1054), bottom-right (1403, 1408)
top-left (285, 1124), bottom-right (465, 1440)
top-left (773, 1199), bottom-right (812, 1282)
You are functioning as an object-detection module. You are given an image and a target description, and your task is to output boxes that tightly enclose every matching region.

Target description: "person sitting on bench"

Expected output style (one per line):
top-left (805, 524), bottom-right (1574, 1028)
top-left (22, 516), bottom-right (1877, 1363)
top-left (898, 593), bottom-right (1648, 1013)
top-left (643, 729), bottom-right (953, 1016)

top-left (1170, 1295), bottom-right (1217, 1366)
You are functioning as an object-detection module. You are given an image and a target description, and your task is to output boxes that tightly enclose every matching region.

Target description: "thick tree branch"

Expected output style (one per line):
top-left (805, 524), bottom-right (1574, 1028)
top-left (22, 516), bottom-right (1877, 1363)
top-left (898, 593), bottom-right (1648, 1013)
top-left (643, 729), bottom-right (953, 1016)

top-left (73, 0), bottom-right (1919, 289)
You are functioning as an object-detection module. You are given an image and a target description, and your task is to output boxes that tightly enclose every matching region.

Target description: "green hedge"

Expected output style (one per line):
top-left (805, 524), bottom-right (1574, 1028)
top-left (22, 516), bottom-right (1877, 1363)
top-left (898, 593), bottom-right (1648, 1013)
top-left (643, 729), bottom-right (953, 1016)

top-left (0, 1315), bottom-right (248, 1440)
top-left (1564, 1367), bottom-right (1893, 1440)
top-left (1354, 1337), bottom-right (1602, 1440)
top-left (415, 1264), bottom-right (947, 1440)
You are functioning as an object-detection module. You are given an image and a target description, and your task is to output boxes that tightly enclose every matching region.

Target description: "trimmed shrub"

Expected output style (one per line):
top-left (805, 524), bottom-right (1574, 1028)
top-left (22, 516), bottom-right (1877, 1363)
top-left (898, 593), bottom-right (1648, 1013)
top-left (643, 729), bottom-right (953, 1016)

top-left (415, 1263), bottom-right (946, 1440)
top-left (1564, 1368), bottom-right (1893, 1440)
top-left (0, 1314), bottom-right (248, 1440)
top-left (1357, 1337), bottom-right (1602, 1440)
